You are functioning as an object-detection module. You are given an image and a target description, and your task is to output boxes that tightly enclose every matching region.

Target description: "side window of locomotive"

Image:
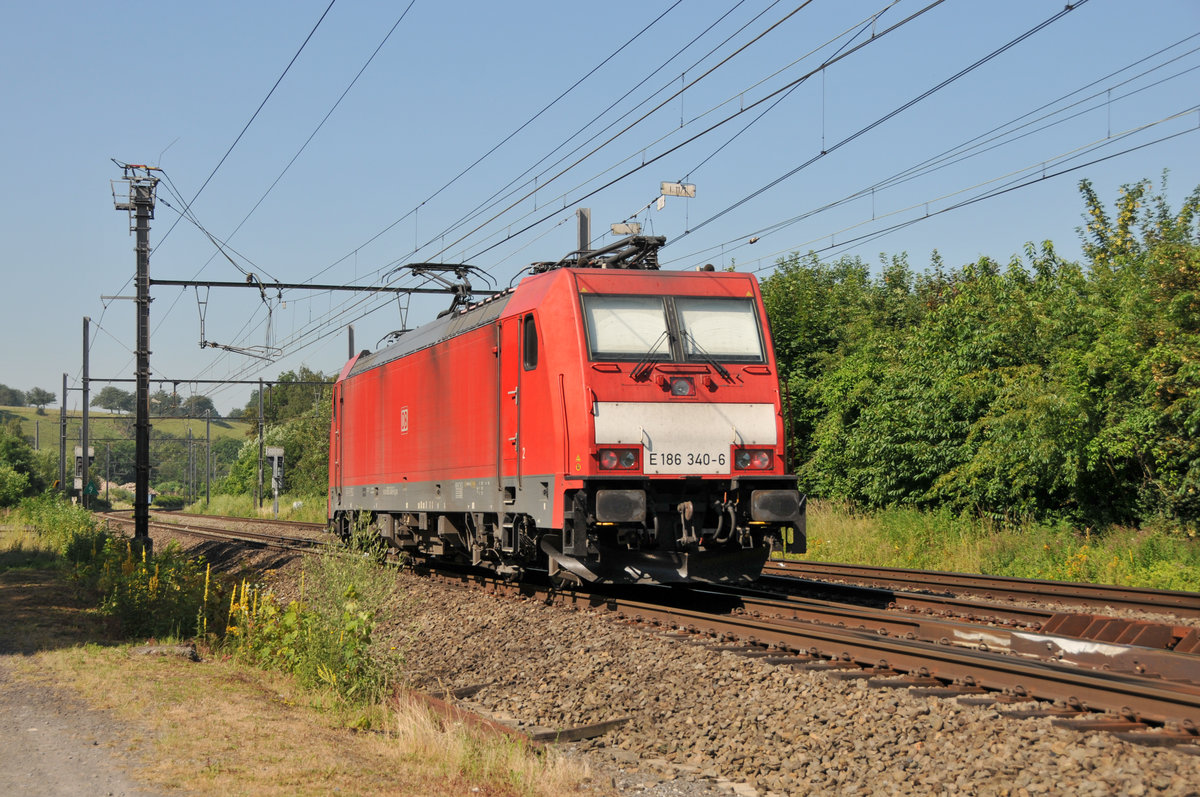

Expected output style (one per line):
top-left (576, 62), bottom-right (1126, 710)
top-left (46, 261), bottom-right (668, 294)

top-left (674, 296), bottom-right (765, 362)
top-left (522, 313), bottom-right (538, 371)
top-left (581, 294), bottom-right (670, 361)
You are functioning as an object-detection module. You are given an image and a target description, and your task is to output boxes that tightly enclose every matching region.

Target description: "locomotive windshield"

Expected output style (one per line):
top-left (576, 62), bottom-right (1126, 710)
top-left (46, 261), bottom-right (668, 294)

top-left (581, 294), bottom-right (765, 363)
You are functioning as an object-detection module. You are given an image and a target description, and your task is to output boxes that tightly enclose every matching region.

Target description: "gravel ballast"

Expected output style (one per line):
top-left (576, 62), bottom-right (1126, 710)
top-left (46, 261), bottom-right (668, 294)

top-left (388, 571), bottom-right (1200, 796)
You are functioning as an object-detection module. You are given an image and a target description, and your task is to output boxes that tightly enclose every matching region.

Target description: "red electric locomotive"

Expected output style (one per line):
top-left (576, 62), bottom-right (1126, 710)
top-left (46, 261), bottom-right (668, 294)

top-left (328, 235), bottom-right (804, 584)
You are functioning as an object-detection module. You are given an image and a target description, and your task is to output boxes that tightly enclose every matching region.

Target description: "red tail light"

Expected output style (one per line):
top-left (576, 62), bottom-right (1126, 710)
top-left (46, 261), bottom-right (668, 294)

top-left (598, 448), bottom-right (640, 470)
top-left (733, 448), bottom-right (773, 470)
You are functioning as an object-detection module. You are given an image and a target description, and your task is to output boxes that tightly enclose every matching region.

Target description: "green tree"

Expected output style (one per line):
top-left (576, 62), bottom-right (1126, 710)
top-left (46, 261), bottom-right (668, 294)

top-left (182, 394), bottom-right (217, 418)
top-left (770, 176), bottom-right (1200, 529)
top-left (149, 389), bottom-right (180, 417)
top-left (0, 419), bottom-right (44, 504)
top-left (0, 384), bottom-right (25, 407)
top-left (241, 366), bottom-right (333, 424)
top-left (1077, 174), bottom-right (1200, 526)
top-left (25, 387), bottom-right (56, 414)
top-left (92, 386), bottom-right (133, 414)
top-left (222, 395), bottom-right (331, 497)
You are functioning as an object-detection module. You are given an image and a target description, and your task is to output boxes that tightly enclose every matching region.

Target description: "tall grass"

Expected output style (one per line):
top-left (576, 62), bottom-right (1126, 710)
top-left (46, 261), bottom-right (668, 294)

top-left (11, 492), bottom-right (109, 561)
top-left (9, 493), bottom-right (224, 636)
top-left (790, 500), bottom-right (1200, 590)
top-left (184, 492), bottom-right (327, 523)
top-left (226, 521), bottom-right (402, 713)
top-left (96, 538), bottom-right (224, 639)
top-left (393, 698), bottom-right (588, 796)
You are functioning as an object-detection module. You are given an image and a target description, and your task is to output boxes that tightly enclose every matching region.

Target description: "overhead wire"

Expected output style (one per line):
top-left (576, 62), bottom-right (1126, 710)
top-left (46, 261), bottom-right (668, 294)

top-left (112, 0), bottom-right (342, 388)
top-left (424, 0), bottom-right (781, 260)
top-left (671, 0), bottom-right (1092, 245)
top-left (663, 32), bottom-right (1200, 267)
top-left (458, 0), bottom-right (949, 263)
top-left (429, 0), bottom-right (827, 264)
top-left (154, 0), bottom-right (339, 261)
top-left (133, 0), bottom-right (1181, 408)
top-left (675, 1), bottom-right (901, 183)
top-left (734, 108), bottom-right (1200, 273)
top-left (190, 0), bottom-right (698, 385)
top-left (195, 0), bottom-right (420, 283)
top-left (165, 3), bottom-right (422, 385)
top-left (302, 0), bottom-right (687, 285)
top-left (429, 0), bottom-right (886, 262)
top-left (196, 1), bottom-right (779, 380)
top-left (183, 0), bottom-right (946, 378)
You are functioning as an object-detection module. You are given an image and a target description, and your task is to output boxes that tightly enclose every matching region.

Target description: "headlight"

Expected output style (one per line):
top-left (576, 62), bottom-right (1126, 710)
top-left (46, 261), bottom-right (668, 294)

top-left (669, 377), bottom-right (695, 396)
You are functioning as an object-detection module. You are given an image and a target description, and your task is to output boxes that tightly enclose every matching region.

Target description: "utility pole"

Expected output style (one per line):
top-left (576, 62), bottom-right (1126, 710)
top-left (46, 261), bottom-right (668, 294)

top-left (81, 316), bottom-right (90, 509)
top-left (205, 411), bottom-right (211, 505)
top-left (113, 163), bottom-right (159, 554)
top-left (257, 378), bottom-right (265, 510)
top-left (59, 373), bottom-right (67, 496)
top-left (186, 428), bottom-right (193, 503)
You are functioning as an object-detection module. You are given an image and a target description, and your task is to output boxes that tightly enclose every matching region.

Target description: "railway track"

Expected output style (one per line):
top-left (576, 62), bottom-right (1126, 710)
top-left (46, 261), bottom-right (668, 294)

top-left (98, 511), bottom-right (328, 551)
top-left (98, 512), bottom-right (1200, 746)
top-left (765, 558), bottom-right (1200, 619)
top-left (453, 571), bottom-right (1200, 743)
top-left (523, 576), bottom-right (1200, 739)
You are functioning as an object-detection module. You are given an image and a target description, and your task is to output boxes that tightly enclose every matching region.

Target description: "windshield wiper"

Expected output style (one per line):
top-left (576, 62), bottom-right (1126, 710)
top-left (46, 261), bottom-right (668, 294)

top-left (683, 332), bottom-right (733, 381)
top-left (631, 330), bottom-right (671, 381)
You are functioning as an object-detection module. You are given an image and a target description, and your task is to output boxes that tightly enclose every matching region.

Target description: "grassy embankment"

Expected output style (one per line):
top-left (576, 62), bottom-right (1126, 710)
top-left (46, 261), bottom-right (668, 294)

top-left (182, 492), bottom-right (328, 523)
top-left (1, 496), bottom-right (586, 796)
top-left (786, 500), bottom-right (1200, 591)
top-left (0, 404), bottom-right (252, 448)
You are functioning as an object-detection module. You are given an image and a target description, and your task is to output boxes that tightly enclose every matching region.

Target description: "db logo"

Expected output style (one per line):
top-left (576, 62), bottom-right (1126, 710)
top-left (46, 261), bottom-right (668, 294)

top-left (400, 406), bottom-right (409, 434)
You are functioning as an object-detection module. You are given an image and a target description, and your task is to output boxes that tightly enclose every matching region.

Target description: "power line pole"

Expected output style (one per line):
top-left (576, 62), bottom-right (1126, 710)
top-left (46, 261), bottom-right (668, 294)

top-left (81, 316), bottom-right (90, 509)
top-left (113, 163), bottom-right (159, 554)
top-left (186, 427), bottom-right (193, 503)
top-left (205, 411), bottom-right (211, 505)
top-left (59, 373), bottom-right (67, 496)
top-left (257, 378), bottom-right (265, 510)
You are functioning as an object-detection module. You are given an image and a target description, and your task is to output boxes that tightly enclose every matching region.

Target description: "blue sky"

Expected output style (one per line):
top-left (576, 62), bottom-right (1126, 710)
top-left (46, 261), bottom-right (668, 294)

top-left (2, 0), bottom-right (1198, 414)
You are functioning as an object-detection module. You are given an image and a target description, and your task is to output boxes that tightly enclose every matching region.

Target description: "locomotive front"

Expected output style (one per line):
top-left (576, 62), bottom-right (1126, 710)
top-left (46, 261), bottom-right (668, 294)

top-left (543, 265), bottom-right (805, 584)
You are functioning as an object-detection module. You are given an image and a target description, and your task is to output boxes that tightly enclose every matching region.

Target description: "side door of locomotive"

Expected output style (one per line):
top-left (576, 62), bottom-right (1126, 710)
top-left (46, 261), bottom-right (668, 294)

top-left (497, 317), bottom-right (521, 493)
top-left (331, 382), bottom-right (343, 509)
top-left (497, 313), bottom-right (543, 496)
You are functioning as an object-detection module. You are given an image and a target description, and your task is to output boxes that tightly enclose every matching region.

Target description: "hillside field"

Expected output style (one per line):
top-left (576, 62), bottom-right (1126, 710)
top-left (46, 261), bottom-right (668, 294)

top-left (0, 404), bottom-right (253, 451)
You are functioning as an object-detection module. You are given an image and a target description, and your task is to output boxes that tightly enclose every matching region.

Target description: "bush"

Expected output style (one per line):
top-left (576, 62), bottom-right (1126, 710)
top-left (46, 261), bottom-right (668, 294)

top-left (226, 524), bottom-right (401, 708)
top-left (153, 494), bottom-right (187, 511)
top-left (14, 492), bottom-right (107, 559)
top-left (0, 464), bottom-right (30, 507)
top-left (11, 492), bottom-right (224, 639)
top-left (94, 538), bottom-right (223, 639)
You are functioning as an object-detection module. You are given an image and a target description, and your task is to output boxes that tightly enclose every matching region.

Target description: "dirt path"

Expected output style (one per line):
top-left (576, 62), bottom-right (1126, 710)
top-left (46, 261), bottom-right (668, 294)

top-left (0, 567), bottom-right (158, 796)
top-left (0, 660), bottom-right (157, 796)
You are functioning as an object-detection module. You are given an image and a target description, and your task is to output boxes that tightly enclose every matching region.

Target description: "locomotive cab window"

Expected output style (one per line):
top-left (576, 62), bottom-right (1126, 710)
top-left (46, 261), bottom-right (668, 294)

top-left (522, 313), bottom-right (538, 370)
top-left (581, 295), bottom-right (671, 360)
top-left (580, 293), bottom-right (764, 364)
top-left (676, 297), bottom-right (765, 362)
